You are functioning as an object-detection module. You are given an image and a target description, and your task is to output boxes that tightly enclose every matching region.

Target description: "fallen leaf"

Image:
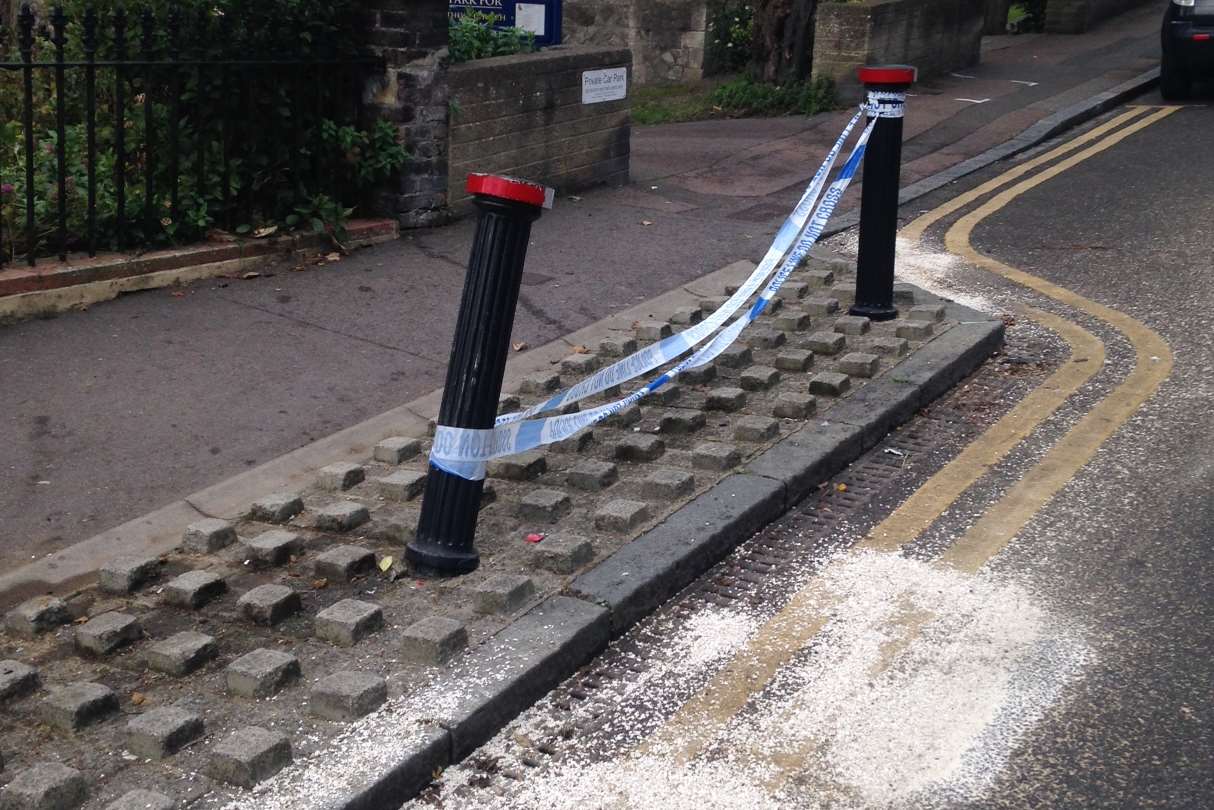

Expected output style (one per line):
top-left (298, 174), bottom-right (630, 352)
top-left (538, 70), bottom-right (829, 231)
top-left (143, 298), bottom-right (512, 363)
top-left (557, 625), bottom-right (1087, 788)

top-left (573, 345), bottom-right (590, 354)
top-left (252, 225), bottom-right (278, 238)
top-left (525, 533), bottom-right (545, 544)
top-left (73, 616), bottom-right (89, 624)
top-left (324, 252), bottom-right (341, 262)
top-left (378, 556), bottom-right (394, 572)
top-left (641, 220), bottom-right (654, 226)
top-left (512, 341), bottom-right (529, 352)
top-left (311, 578), bottom-right (329, 590)
top-left (242, 272), bottom-right (260, 280)
top-left (131, 692), bottom-right (146, 705)
top-left (170, 291), bottom-right (186, 298)
top-left (835, 483), bottom-right (848, 493)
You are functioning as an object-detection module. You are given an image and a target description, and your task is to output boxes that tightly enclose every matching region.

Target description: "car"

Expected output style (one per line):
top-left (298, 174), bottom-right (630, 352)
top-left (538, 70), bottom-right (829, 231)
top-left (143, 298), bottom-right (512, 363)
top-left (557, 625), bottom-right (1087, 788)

top-left (1161, 0), bottom-right (1214, 99)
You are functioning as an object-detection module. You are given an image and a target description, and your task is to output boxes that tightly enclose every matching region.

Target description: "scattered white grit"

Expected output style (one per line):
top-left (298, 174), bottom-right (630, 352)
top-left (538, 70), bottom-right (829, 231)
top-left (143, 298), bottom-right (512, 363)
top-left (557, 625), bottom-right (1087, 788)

top-left (668, 606), bottom-right (758, 673)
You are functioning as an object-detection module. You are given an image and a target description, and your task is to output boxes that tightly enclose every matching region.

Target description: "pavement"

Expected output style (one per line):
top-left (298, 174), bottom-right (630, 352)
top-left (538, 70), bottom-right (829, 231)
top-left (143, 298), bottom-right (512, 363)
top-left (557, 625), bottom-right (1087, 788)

top-left (0, 1), bottom-right (1166, 572)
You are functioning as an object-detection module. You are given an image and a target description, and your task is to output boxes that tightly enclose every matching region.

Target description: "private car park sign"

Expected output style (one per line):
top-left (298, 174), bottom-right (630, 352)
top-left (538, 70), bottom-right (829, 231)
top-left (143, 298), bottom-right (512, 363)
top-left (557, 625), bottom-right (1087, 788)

top-left (448, 0), bottom-right (563, 47)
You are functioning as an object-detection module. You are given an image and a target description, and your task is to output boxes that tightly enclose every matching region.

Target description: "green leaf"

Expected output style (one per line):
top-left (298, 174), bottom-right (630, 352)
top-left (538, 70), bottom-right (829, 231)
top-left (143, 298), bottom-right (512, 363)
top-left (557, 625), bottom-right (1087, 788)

top-left (235, 223), bottom-right (251, 235)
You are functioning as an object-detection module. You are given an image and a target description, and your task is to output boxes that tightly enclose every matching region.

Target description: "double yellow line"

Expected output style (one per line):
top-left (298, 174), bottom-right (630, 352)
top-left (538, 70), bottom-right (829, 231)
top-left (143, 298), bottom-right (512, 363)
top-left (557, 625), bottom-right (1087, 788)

top-left (640, 104), bottom-right (1178, 768)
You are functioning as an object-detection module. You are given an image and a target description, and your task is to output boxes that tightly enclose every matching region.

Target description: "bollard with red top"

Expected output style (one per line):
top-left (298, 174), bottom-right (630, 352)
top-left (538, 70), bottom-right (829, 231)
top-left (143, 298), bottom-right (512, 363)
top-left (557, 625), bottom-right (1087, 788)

top-left (851, 65), bottom-right (916, 322)
top-left (408, 174), bottom-right (553, 575)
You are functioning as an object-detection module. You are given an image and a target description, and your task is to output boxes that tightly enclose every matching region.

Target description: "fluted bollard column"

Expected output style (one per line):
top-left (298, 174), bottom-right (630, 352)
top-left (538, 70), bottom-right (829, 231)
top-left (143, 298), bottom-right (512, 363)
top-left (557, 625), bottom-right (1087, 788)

top-left (408, 174), bottom-right (552, 575)
top-left (851, 64), bottom-right (916, 322)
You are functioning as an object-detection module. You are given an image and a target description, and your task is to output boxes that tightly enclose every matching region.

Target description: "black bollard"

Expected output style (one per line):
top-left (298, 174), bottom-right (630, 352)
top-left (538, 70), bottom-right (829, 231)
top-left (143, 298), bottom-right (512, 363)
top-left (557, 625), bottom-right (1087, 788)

top-left (850, 65), bottom-right (916, 322)
top-left (408, 174), bottom-right (552, 575)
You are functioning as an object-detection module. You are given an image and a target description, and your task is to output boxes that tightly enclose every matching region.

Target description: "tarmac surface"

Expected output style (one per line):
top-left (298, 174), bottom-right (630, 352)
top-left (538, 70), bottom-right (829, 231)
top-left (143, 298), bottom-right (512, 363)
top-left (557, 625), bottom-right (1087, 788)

top-left (404, 95), bottom-right (1214, 808)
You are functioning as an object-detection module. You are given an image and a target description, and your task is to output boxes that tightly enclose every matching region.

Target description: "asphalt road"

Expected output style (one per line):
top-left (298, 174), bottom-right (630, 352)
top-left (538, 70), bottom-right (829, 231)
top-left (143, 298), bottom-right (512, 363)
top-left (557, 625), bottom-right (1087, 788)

top-left (408, 96), bottom-right (1214, 808)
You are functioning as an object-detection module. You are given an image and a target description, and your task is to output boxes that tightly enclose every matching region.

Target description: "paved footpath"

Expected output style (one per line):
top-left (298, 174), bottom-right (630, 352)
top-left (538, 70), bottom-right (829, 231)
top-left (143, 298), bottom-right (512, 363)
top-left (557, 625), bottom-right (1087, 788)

top-left (0, 3), bottom-right (1162, 571)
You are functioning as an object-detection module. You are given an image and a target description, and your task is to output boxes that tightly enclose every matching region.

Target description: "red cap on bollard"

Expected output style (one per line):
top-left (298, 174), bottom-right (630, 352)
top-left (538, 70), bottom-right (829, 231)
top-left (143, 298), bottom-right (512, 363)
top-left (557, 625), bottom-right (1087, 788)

top-left (466, 173), bottom-right (555, 209)
top-left (856, 65), bottom-right (917, 86)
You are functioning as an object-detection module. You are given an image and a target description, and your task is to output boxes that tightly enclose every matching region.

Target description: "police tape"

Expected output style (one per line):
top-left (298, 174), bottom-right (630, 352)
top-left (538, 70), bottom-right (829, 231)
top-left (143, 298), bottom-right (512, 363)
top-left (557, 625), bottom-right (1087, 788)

top-left (866, 89), bottom-right (906, 119)
top-left (430, 113), bottom-right (878, 481)
top-left (492, 106), bottom-right (868, 431)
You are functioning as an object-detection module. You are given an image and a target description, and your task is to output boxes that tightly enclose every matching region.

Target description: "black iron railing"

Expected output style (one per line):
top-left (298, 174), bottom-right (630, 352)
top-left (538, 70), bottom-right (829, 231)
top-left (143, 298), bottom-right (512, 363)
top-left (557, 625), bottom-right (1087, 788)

top-left (0, 3), bottom-right (381, 266)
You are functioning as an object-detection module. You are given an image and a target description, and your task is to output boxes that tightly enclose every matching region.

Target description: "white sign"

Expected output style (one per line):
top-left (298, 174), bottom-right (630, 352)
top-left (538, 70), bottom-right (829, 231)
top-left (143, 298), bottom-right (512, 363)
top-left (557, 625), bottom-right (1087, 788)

top-left (582, 67), bottom-right (628, 105)
top-left (515, 3), bottom-right (546, 35)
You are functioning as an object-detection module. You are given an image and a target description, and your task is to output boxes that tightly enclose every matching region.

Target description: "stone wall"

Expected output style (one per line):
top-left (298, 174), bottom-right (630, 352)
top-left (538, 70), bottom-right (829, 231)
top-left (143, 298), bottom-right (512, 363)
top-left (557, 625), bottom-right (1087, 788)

top-left (358, 0), bottom-right (451, 229)
top-left (812, 0), bottom-right (985, 95)
top-left (1044, 0), bottom-right (1154, 33)
top-left (447, 46), bottom-right (632, 210)
top-left (563, 0), bottom-right (707, 84)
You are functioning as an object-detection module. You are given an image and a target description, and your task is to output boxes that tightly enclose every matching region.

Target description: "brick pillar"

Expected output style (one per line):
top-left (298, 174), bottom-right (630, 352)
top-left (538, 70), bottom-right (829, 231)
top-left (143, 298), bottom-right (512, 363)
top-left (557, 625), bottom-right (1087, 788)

top-left (359, 0), bottom-right (451, 228)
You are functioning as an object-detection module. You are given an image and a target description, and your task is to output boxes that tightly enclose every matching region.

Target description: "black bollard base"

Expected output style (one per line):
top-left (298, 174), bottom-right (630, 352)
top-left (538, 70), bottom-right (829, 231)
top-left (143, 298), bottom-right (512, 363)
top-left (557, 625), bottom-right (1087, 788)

top-left (406, 538), bottom-right (481, 576)
top-left (848, 301), bottom-right (900, 322)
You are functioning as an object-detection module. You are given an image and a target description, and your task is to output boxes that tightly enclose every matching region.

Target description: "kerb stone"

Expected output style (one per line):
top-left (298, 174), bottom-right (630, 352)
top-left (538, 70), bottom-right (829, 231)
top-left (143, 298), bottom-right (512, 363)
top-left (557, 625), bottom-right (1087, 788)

top-left (487, 452), bottom-right (547, 481)
top-left (809, 371), bottom-right (852, 396)
top-left (735, 416), bottom-right (779, 443)
top-left (237, 584), bottom-right (301, 626)
top-left (309, 672), bottom-right (387, 721)
top-left (313, 545), bottom-right (376, 581)
top-left (373, 436), bottom-right (422, 464)
top-left (248, 492), bottom-right (304, 524)
top-left (909, 303), bottom-right (946, 322)
top-left (896, 320), bottom-right (934, 340)
top-left (613, 434), bottom-right (665, 462)
top-left (315, 599), bottom-right (384, 647)
top-left (103, 790), bottom-right (174, 810)
top-left (774, 392), bottom-right (817, 419)
top-left (839, 352), bottom-right (880, 378)
top-left (126, 707), bottom-right (204, 760)
top-left (806, 331), bottom-right (846, 356)
top-left (39, 682), bottom-right (118, 732)
top-left (529, 535), bottom-right (595, 574)
top-left (376, 469), bottom-right (428, 502)
top-left (693, 442), bottom-right (742, 471)
top-left (400, 616), bottom-right (468, 666)
top-left (209, 727), bottom-right (293, 788)
top-left (705, 387), bottom-right (746, 412)
top-left (317, 462), bottom-right (365, 492)
top-left (834, 315), bottom-right (872, 335)
top-left (775, 349), bottom-right (814, 372)
top-left (314, 501), bottom-right (370, 532)
top-left (646, 468), bottom-right (695, 498)
top-left (146, 631), bottom-right (218, 676)
top-left (0, 660), bottom-right (39, 702)
top-left (163, 570), bottom-right (226, 609)
top-left (98, 555), bottom-right (161, 594)
top-left (567, 460), bottom-right (618, 492)
top-left (5, 596), bottom-right (70, 637)
top-left (226, 648), bottom-right (301, 698)
top-left (518, 489), bottom-right (573, 524)
top-left (473, 574), bottom-right (536, 615)
top-left (183, 518), bottom-right (236, 553)
top-left (740, 366), bottom-right (781, 391)
top-left (0, 763), bottom-right (87, 810)
top-left (75, 612), bottom-right (141, 655)
top-left (241, 530), bottom-right (303, 565)
top-left (595, 500), bottom-right (650, 532)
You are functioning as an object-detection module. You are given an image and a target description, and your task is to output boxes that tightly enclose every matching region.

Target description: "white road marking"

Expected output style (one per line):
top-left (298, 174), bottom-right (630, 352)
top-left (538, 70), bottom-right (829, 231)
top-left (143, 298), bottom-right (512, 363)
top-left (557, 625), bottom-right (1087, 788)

top-left (1011, 80), bottom-right (1040, 87)
top-left (955, 97), bottom-right (992, 104)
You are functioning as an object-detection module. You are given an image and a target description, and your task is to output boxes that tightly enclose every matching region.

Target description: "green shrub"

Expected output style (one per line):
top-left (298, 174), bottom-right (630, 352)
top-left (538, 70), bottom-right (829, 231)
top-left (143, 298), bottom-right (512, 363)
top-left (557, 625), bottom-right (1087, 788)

top-left (710, 75), bottom-right (837, 117)
top-left (449, 11), bottom-right (536, 63)
top-left (706, 2), bottom-right (753, 76)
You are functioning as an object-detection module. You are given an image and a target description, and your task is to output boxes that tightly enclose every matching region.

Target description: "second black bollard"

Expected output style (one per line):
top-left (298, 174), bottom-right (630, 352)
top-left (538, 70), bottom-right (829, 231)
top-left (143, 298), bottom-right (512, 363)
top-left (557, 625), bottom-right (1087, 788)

top-left (408, 174), bottom-right (552, 575)
top-left (851, 65), bottom-right (916, 322)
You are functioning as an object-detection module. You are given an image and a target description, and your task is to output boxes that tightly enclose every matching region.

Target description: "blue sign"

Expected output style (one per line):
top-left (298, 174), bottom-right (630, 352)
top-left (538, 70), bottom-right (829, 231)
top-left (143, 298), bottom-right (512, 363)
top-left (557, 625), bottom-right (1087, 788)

top-left (449, 0), bottom-right (562, 47)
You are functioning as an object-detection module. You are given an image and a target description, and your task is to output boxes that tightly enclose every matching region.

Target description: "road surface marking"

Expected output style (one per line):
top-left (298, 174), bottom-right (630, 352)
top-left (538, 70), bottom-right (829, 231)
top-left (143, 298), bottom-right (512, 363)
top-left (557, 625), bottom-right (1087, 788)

top-left (955, 98), bottom-right (992, 104)
top-left (638, 105), bottom-right (1176, 773)
top-left (1010, 80), bottom-right (1040, 86)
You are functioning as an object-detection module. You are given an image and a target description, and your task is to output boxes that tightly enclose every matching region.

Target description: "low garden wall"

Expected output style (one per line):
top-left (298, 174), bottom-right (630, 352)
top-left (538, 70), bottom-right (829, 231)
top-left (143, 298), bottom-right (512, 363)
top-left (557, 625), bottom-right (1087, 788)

top-left (1044, 0), bottom-right (1155, 33)
top-left (448, 46), bottom-right (632, 210)
top-left (562, 0), bottom-right (707, 84)
top-left (812, 0), bottom-right (985, 95)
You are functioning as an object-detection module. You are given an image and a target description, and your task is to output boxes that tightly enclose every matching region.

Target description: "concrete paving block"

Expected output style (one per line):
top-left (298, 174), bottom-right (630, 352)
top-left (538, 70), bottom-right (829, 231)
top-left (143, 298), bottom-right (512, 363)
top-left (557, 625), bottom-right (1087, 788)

top-left (833, 315), bottom-right (872, 335)
top-left (804, 297), bottom-right (841, 316)
top-left (652, 384), bottom-right (683, 405)
top-left (5, 596), bottom-right (70, 637)
top-left (315, 599), bottom-right (384, 647)
top-left (98, 555), bottom-right (161, 594)
top-left (317, 462), bottom-right (365, 492)
top-left (373, 436), bottom-right (422, 464)
top-left (75, 612), bottom-right (141, 655)
top-left (309, 672), bottom-right (387, 722)
top-left (518, 489), bottom-right (573, 524)
top-left (602, 403), bottom-right (642, 427)
top-left (126, 707), bottom-right (204, 760)
top-left (839, 352), bottom-right (881, 378)
top-left (375, 469), bottom-right (428, 502)
top-left (715, 345), bottom-right (752, 368)
top-left (613, 434), bottom-right (665, 462)
top-left (560, 353), bottom-right (599, 375)
top-left (103, 790), bottom-right (173, 810)
top-left (740, 365), bottom-right (781, 391)
top-left (182, 518), bottom-right (236, 553)
top-left (163, 570), bottom-right (226, 609)
top-left (735, 416), bottom-right (780, 443)
top-left (656, 409), bottom-right (706, 434)
top-left (594, 500), bottom-right (650, 532)
top-left (102, 790), bottom-right (173, 810)
top-left (499, 393), bottom-right (521, 413)
top-left (745, 328), bottom-right (786, 350)
top-left (519, 371), bottom-right (561, 395)
top-left (529, 534), bottom-right (595, 574)
top-left (803, 269), bottom-right (835, 286)
top-left (705, 387), bottom-right (747, 412)
top-left (699, 296), bottom-right (728, 313)
top-left (400, 616), bottom-right (468, 666)
top-left (809, 371), bottom-right (852, 396)
top-left (313, 545), bottom-right (376, 581)
top-left (599, 333), bottom-right (638, 357)
top-left (237, 584), bottom-right (301, 626)
top-left (806, 331), bottom-right (846, 355)
top-left (313, 501), bottom-right (370, 533)
top-left (893, 282), bottom-right (917, 304)
top-left (209, 726), bottom-right (292, 788)
top-left (670, 306), bottom-right (703, 325)
top-left (486, 452), bottom-right (547, 481)
top-left (775, 349), bottom-right (814, 372)
top-left (773, 392), bottom-right (817, 420)
top-left (39, 682), bottom-right (118, 732)
top-left (693, 442), bottom-right (742, 471)
top-left (909, 303), bottom-right (946, 322)
top-left (896, 320), bottom-right (934, 340)
top-left (774, 310), bottom-right (812, 332)
top-left (635, 320), bottom-right (672, 341)
top-left (870, 336), bottom-right (910, 357)
top-left (566, 460), bottom-right (619, 492)
top-left (0, 763), bottom-right (87, 810)
top-left (776, 280), bottom-right (810, 300)
top-left (146, 631), bottom-right (217, 677)
top-left (225, 648), bottom-right (301, 698)
top-left (551, 430), bottom-right (595, 454)
top-left (646, 468), bottom-right (695, 498)
top-left (473, 574), bottom-right (536, 615)
top-left (679, 363), bottom-right (717, 385)
top-left (248, 492), bottom-right (304, 524)
top-left (0, 660), bottom-right (39, 702)
top-left (240, 530), bottom-right (303, 565)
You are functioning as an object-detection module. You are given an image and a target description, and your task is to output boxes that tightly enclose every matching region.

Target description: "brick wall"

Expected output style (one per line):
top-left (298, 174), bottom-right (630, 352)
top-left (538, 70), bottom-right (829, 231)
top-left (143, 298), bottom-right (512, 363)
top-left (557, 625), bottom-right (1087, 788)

top-left (563, 0), bottom-right (706, 84)
top-left (359, 0), bottom-right (451, 228)
top-left (812, 0), bottom-right (985, 96)
top-left (447, 46), bottom-right (632, 210)
top-left (1044, 0), bottom-right (1154, 33)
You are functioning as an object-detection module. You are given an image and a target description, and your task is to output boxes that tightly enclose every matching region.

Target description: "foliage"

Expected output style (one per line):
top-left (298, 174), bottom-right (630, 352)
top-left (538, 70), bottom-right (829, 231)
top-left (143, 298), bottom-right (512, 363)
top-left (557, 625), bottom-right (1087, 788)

top-left (706, 2), bottom-right (754, 76)
top-left (0, 0), bottom-right (409, 260)
top-left (448, 11), bottom-right (536, 64)
top-left (631, 81), bottom-right (723, 126)
top-left (1008, 1), bottom-right (1047, 32)
top-left (710, 75), bottom-right (837, 117)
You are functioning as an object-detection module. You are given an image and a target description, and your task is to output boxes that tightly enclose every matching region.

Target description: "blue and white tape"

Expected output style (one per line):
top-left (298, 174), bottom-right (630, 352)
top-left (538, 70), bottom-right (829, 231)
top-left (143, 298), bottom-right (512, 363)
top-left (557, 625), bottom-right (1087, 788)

top-left (430, 113), bottom-right (878, 481)
top-left (867, 89), bottom-right (906, 119)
